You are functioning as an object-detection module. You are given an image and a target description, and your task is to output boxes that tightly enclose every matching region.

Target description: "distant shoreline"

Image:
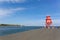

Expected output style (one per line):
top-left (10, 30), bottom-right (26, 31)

top-left (0, 24), bottom-right (21, 26)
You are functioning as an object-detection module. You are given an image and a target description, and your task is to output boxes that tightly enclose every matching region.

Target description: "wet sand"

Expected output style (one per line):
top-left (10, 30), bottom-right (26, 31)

top-left (0, 28), bottom-right (60, 40)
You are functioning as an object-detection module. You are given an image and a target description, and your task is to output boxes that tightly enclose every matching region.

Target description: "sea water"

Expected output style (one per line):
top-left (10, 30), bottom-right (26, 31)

top-left (0, 26), bottom-right (42, 36)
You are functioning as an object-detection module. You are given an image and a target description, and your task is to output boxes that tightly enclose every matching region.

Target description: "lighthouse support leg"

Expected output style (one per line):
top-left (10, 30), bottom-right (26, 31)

top-left (46, 24), bottom-right (50, 29)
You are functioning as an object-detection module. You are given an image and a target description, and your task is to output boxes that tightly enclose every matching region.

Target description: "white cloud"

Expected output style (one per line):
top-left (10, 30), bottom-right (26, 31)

top-left (0, 8), bottom-right (25, 17)
top-left (0, 0), bottom-right (27, 3)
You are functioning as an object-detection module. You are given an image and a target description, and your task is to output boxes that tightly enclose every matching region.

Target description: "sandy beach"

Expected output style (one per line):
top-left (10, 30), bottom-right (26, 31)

top-left (0, 28), bottom-right (60, 40)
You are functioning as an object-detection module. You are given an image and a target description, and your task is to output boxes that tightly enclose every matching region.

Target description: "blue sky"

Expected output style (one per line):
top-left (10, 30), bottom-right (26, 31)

top-left (0, 0), bottom-right (60, 26)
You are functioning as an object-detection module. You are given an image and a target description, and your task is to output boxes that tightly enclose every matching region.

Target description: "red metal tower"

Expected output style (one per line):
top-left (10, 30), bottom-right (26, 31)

top-left (46, 16), bottom-right (52, 28)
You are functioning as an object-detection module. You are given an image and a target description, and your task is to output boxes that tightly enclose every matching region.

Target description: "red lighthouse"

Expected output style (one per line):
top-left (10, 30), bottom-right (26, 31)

top-left (46, 16), bottom-right (52, 28)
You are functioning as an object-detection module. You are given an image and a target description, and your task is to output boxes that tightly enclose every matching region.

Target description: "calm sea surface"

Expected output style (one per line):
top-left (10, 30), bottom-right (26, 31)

top-left (0, 26), bottom-right (42, 36)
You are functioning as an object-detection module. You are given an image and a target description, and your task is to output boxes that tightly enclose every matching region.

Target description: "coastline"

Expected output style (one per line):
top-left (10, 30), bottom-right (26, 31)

top-left (0, 24), bottom-right (21, 26)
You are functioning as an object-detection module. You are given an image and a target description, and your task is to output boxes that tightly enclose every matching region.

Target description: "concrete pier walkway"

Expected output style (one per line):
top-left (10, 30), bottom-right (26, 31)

top-left (0, 28), bottom-right (60, 40)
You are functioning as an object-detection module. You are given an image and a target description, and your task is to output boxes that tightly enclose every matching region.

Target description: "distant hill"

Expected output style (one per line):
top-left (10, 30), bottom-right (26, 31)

top-left (0, 24), bottom-right (20, 26)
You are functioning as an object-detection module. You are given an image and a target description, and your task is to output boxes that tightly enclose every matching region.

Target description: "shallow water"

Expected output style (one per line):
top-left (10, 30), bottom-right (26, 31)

top-left (0, 26), bottom-right (42, 36)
